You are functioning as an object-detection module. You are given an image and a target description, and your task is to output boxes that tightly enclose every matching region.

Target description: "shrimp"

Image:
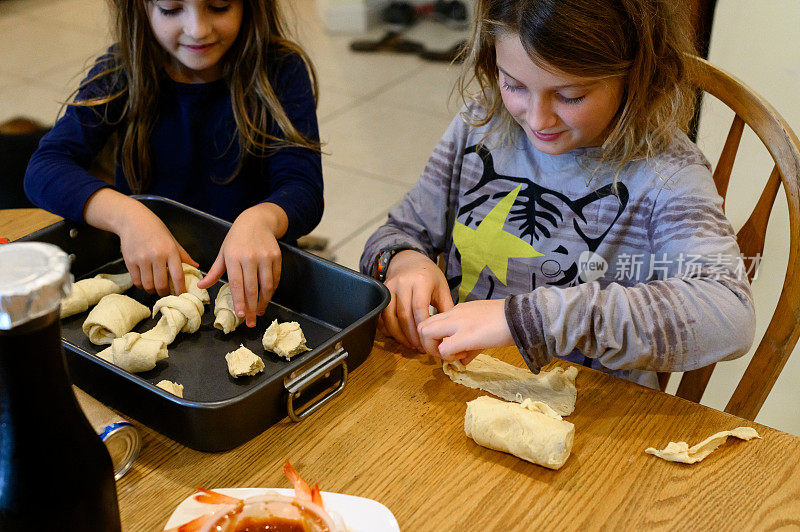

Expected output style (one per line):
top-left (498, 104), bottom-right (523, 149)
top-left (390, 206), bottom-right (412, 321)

top-left (283, 460), bottom-right (325, 508)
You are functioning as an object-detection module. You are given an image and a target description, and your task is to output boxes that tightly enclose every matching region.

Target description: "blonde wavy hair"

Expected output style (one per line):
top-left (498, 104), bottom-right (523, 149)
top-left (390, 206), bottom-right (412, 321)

top-left (456, 0), bottom-right (698, 173)
top-left (70, 0), bottom-right (320, 193)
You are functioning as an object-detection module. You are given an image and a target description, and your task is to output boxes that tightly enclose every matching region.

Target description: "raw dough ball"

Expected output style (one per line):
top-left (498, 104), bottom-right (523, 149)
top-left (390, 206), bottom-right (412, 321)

top-left (156, 380), bottom-right (184, 398)
top-left (261, 319), bottom-right (310, 360)
top-left (226, 344), bottom-right (265, 378)
top-left (107, 332), bottom-right (168, 373)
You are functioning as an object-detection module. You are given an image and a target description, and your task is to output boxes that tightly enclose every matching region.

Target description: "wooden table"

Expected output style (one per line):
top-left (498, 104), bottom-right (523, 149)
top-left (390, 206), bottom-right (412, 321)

top-left (4, 208), bottom-right (800, 530)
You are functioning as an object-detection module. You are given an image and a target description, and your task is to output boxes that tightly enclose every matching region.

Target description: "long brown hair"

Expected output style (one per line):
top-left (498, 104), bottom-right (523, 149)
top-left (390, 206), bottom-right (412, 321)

top-left (71, 0), bottom-right (320, 193)
top-left (457, 0), bottom-right (698, 172)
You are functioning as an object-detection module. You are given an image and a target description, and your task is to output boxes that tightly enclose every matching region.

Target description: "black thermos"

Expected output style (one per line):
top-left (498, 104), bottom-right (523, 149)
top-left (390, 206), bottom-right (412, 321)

top-left (0, 242), bottom-right (121, 531)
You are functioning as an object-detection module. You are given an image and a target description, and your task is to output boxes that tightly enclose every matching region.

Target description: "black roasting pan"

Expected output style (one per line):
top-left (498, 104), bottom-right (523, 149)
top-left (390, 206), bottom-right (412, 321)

top-left (18, 196), bottom-right (390, 451)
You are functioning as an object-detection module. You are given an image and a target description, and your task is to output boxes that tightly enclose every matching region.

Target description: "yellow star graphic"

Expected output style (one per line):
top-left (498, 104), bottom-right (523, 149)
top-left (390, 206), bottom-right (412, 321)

top-left (452, 185), bottom-right (543, 301)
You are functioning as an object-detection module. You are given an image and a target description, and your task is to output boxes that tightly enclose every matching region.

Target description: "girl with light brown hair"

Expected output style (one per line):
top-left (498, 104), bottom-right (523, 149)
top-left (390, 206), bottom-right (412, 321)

top-left (361, 0), bottom-right (755, 387)
top-left (25, 0), bottom-right (322, 328)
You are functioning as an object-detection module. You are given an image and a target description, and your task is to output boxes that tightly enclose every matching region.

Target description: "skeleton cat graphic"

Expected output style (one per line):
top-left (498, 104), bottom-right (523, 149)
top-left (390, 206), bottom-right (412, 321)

top-left (456, 145), bottom-right (629, 290)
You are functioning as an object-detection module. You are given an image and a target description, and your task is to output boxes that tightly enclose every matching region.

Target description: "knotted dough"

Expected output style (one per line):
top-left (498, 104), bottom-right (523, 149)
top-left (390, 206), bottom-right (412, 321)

top-left (169, 263), bottom-right (210, 304)
top-left (464, 396), bottom-right (574, 470)
top-left (97, 332), bottom-right (168, 373)
top-left (83, 294), bottom-right (150, 345)
top-left (141, 293), bottom-right (204, 345)
top-left (61, 272), bottom-right (133, 318)
top-left (213, 282), bottom-right (243, 334)
top-left (443, 354), bottom-right (578, 416)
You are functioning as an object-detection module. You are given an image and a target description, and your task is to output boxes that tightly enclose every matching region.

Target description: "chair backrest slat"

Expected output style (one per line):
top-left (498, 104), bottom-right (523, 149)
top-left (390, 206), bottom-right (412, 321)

top-left (713, 114), bottom-right (745, 207)
top-left (736, 165), bottom-right (782, 282)
top-left (668, 56), bottom-right (800, 420)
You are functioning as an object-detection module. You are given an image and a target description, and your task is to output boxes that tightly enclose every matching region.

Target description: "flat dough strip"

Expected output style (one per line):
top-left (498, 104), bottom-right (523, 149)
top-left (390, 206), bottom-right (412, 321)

top-left (213, 282), bottom-right (243, 334)
top-left (61, 272), bottom-right (133, 318)
top-left (464, 396), bottom-right (574, 470)
top-left (82, 294), bottom-right (150, 345)
top-left (645, 426), bottom-right (761, 464)
top-left (443, 353), bottom-right (578, 416)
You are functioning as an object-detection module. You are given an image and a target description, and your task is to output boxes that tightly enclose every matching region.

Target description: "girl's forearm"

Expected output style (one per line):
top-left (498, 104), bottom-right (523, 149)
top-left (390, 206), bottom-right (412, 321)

top-left (82, 188), bottom-right (148, 235)
top-left (249, 202), bottom-right (289, 239)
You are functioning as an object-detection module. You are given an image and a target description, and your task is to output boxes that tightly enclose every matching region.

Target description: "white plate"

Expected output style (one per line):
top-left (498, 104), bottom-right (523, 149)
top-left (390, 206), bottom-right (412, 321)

top-left (163, 487), bottom-right (400, 532)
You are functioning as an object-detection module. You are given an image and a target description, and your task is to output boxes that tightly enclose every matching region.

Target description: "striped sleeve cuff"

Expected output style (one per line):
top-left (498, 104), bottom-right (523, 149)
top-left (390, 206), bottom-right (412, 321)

top-left (505, 294), bottom-right (550, 373)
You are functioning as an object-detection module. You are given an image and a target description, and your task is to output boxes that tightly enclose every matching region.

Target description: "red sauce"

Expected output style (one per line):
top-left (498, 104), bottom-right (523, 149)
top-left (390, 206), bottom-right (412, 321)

top-left (233, 516), bottom-right (307, 532)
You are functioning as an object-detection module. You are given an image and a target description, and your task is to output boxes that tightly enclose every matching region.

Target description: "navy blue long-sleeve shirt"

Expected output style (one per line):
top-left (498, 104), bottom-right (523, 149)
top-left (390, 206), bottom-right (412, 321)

top-left (24, 49), bottom-right (322, 242)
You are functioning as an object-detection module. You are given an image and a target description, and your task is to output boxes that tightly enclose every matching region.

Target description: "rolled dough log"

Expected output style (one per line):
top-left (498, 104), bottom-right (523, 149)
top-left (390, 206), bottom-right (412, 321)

top-left (645, 426), bottom-right (761, 464)
top-left (101, 332), bottom-right (168, 373)
top-left (61, 272), bottom-right (133, 318)
top-left (213, 282), bottom-right (244, 334)
top-left (169, 263), bottom-right (210, 304)
top-left (225, 344), bottom-right (265, 377)
top-left (156, 380), bottom-right (184, 397)
top-left (82, 294), bottom-right (150, 345)
top-left (443, 354), bottom-right (578, 416)
top-left (464, 396), bottom-right (574, 470)
top-left (141, 293), bottom-right (204, 345)
top-left (262, 319), bottom-right (310, 360)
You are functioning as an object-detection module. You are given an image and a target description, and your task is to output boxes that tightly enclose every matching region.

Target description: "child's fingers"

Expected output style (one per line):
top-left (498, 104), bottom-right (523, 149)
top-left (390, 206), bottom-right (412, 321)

top-left (226, 262), bottom-right (246, 320)
top-left (458, 350), bottom-right (481, 365)
top-left (153, 260), bottom-right (171, 297)
top-left (139, 262), bottom-right (156, 294)
top-left (167, 255), bottom-right (186, 295)
top-left (241, 260), bottom-right (259, 328)
top-left (417, 316), bottom-right (456, 359)
top-left (197, 254), bottom-right (226, 289)
top-left (256, 262), bottom-right (274, 316)
top-left (176, 242), bottom-right (199, 268)
top-left (395, 286), bottom-right (422, 350)
top-left (126, 260), bottom-right (142, 290)
top-left (382, 295), bottom-right (414, 349)
top-left (433, 283), bottom-right (455, 313)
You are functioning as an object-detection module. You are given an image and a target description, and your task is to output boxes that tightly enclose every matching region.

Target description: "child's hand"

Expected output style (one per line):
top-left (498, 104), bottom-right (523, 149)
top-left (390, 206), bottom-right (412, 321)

top-left (380, 250), bottom-right (454, 351)
top-left (118, 210), bottom-right (197, 296)
top-left (84, 189), bottom-right (198, 297)
top-left (197, 203), bottom-right (287, 328)
top-left (417, 299), bottom-right (513, 363)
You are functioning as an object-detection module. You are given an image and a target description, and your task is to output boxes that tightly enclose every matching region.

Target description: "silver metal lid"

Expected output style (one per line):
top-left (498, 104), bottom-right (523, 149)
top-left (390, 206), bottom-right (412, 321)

top-left (0, 242), bottom-right (72, 330)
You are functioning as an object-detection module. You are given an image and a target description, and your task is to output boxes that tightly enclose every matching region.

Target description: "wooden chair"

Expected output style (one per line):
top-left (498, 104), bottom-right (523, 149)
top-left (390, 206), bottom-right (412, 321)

top-left (657, 55), bottom-right (800, 421)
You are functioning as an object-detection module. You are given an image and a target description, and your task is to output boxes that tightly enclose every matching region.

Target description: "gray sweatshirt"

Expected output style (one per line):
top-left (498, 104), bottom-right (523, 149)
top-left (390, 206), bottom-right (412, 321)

top-left (360, 105), bottom-right (755, 388)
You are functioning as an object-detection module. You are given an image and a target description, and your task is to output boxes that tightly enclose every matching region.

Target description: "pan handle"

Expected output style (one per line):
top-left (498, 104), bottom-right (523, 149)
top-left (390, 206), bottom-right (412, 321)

top-left (284, 347), bottom-right (349, 422)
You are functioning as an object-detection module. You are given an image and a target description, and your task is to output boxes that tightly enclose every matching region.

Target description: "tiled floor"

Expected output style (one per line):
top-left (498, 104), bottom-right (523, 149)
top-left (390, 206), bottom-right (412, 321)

top-left (2, 0), bottom-right (799, 436)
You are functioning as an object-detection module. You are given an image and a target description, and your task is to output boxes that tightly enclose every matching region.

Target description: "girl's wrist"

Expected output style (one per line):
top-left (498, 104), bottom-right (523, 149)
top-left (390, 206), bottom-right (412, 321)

top-left (242, 202), bottom-right (289, 238)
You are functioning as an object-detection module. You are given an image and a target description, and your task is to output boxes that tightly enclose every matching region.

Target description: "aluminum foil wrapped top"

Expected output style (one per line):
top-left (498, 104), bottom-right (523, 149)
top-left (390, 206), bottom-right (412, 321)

top-left (0, 242), bottom-right (72, 330)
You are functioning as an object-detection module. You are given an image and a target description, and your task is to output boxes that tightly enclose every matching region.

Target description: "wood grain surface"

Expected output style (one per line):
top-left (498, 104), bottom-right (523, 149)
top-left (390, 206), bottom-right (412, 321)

top-left (4, 208), bottom-right (800, 530)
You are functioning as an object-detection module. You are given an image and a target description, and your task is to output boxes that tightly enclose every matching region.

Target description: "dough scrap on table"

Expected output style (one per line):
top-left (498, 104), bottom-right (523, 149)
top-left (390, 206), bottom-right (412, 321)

top-left (261, 319), bottom-right (310, 360)
top-left (213, 282), bottom-right (244, 334)
top-left (645, 426), bottom-right (761, 464)
top-left (141, 292), bottom-right (204, 345)
top-left (82, 294), bottom-right (150, 345)
top-left (169, 263), bottom-right (210, 304)
top-left (61, 272), bottom-right (133, 318)
top-left (464, 396), bottom-right (574, 470)
top-left (97, 331), bottom-right (168, 373)
top-left (156, 380), bottom-right (184, 398)
top-left (226, 344), bottom-right (265, 378)
top-left (443, 353), bottom-right (578, 416)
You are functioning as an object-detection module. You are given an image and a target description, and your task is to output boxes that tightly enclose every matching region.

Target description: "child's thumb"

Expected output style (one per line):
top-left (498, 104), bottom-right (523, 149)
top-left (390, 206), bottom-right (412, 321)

top-left (196, 254), bottom-right (225, 289)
